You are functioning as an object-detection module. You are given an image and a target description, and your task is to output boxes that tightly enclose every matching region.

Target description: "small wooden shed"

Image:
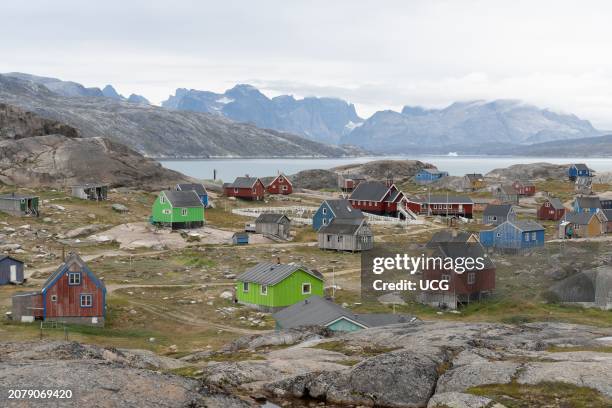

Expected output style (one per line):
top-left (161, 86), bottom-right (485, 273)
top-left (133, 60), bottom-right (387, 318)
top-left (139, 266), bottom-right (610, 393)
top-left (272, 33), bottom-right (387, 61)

top-left (0, 193), bottom-right (39, 217)
top-left (71, 183), bottom-right (108, 201)
top-left (255, 213), bottom-right (291, 240)
top-left (317, 218), bottom-right (373, 252)
top-left (232, 232), bottom-right (249, 245)
top-left (0, 255), bottom-right (24, 285)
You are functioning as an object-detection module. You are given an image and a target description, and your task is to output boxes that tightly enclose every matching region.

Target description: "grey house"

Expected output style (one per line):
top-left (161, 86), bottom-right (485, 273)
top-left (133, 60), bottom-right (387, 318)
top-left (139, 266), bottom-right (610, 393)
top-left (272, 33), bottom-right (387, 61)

top-left (0, 193), bottom-right (39, 217)
top-left (71, 183), bottom-right (108, 201)
top-left (255, 213), bottom-right (291, 240)
top-left (317, 218), bottom-right (373, 252)
top-left (483, 204), bottom-right (516, 225)
top-left (0, 255), bottom-right (24, 285)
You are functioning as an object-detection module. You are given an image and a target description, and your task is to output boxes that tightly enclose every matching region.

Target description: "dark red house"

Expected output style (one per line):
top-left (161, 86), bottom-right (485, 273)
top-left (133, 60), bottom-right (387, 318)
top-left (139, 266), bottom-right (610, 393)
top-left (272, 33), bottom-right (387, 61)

top-left (11, 253), bottom-right (106, 326)
top-left (348, 181), bottom-right (406, 216)
top-left (223, 176), bottom-right (265, 200)
top-left (420, 242), bottom-right (495, 309)
top-left (406, 195), bottom-right (473, 218)
top-left (266, 173), bottom-right (293, 195)
top-left (537, 197), bottom-right (566, 221)
top-left (512, 181), bottom-right (536, 196)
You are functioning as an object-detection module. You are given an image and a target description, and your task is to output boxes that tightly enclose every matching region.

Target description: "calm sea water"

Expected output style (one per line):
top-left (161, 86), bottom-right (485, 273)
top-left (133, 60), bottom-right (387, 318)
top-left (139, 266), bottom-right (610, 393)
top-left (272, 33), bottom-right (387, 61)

top-left (159, 156), bottom-right (612, 182)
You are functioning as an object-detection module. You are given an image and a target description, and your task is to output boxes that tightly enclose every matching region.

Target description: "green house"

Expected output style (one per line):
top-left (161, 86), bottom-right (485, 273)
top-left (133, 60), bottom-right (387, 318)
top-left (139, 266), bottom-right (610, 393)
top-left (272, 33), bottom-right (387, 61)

top-left (236, 262), bottom-right (324, 312)
top-left (151, 190), bottom-right (204, 229)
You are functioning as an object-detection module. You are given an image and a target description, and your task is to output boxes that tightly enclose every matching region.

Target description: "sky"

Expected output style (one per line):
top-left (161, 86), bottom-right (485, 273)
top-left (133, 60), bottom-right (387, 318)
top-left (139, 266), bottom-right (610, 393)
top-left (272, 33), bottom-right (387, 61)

top-left (2, 0), bottom-right (612, 128)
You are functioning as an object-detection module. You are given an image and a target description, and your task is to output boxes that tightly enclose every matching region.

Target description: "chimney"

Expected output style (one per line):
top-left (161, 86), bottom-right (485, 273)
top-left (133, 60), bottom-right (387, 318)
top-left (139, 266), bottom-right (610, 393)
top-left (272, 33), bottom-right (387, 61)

top-left (385, 171), bottom-right (394, 187)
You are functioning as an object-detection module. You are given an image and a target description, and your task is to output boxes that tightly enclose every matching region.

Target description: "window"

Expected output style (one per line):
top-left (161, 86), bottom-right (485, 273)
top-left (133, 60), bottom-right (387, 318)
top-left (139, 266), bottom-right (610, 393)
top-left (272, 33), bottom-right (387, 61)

top-left (492, 216), bottom-right (497, 221)
top-left (441, 274), bottom-right (451, 282)
top-left (51, 295), bottom-right (57, 302)
top-left (545, 202), bottom-right (550, 207)
top-left (68, 272), bottom-right (81, 285)
top-left (322, 208), bottom-right (327, 215)
top-left (242, 282), bottom-right (250, 292)
top-left (323, 218), bottom-right (328, 225)
top-left (337, 235), bottom-right (343, 242)
top-left (524, 234), bottom-right (529, 242)
top-left (467, 272), bottom-right (476, 284)
top-left (496, 232), bottom-right (501, 237)
top-left (282, 185), bottom-right (288, 191)
top-left (260, 285), bottom-right (268, 295)
top-left (80, 294), bottom-right (93, 308)
top-left (160, 196), bottom-right (165, 204)
top-left (181, 208), bottom-right (188, 216)
top-left (327, 234), bottom-right (332, 242)
top-left (234, 188), bottom-right (239, 193)
top-left (302, 283), bottom-right (311, 294)
top-left (163, 209), bottom-right (171, 215)
top-left (531, 232), bottom-right (536, 240)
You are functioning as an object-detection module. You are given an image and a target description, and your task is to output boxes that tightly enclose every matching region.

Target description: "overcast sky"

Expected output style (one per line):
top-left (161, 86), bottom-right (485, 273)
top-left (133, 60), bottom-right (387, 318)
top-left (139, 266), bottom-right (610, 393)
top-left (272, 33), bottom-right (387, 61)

top-left (2, 1), bottom-right (612, 127)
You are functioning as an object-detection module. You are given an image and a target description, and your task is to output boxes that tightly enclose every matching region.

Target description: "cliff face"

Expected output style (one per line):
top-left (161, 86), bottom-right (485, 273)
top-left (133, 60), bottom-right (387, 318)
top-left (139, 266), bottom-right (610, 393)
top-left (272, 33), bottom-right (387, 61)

top-left (0, 103), bottom-right (79, 140)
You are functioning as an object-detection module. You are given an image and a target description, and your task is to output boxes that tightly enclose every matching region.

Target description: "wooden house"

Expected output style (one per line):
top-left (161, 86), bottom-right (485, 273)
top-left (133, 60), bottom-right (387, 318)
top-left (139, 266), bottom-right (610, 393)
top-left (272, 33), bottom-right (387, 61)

top-left (0, 255), bottom-right (24, 285)
top-left (568, 163), bottom-right (593, 181)
top-left (482, 204), bottom-right (516, 225)
top-left (255, 213), bottom-right (291, 240)
top-left (428, 230), bottom-right (480, 246)
top-left (312, 199), bottom-right (364, 231)
top-left (348, 181), bottom-right (407, 217)
top-left (338, 173), bottom-right (366, 192)
top-left (560, 211), bottom-right (606, 238)
top-left (176, 183), bottom-right (208, 207)
top-left (602, 209), bottom-right (612, 233)
top-left (266, 173), bottom-right (293, 195)
top-left (11, 253), bottom-right (106, 326)
top-left (572, 196), bottom-right (602, 213)
top-left (494, 185), bottom-right (519, 204)
top-left (317, 218), bottom-right (373, 252)
top-left (0, 193), bottom-right (39, 217)
top-left (71, 183), bottom-right (108, 201)
top-left (537, 198), bottom-right (566, 221)
top-left (414, 168), bottom-right (449, 184)
top-left (421, 242), bottom-right (495, 309)
top-left (235, 262), bottom-right (324, 312)
top-left (512, 181), bottom-right (535, 196)
top-left (223, 176), bottom-right (265, 200)
top-left (232, 232), bottom-right (249, 245)
top-left (479, 220), bottom-right (545, 252)
top-left (464, 173), bottom-right (485, 191)
top-left (151, 190), bottom-right (205, 229)
top-left (406, 195), bottom-right (473, 218)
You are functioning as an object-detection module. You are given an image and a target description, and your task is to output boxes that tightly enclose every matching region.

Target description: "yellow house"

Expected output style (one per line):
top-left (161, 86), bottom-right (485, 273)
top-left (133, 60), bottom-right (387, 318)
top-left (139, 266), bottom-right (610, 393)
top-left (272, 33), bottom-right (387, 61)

top-left (563, 211), bottom-right (606, 238)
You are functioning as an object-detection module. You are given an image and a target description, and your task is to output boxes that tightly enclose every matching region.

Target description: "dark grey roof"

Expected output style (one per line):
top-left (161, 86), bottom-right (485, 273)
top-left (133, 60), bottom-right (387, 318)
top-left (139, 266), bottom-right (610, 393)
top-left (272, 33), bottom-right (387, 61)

top-left (465, 173), bottom-right (484, 181)
top-left (72, 183), bottom-right (108, 188)
top-left (324, 199), bottom-right (364, 219)
top-left (428, 230), bottom-right (477, 245)
top-left (422, 168), bottom-right (446, 175)
top-left (547, 198), bottom-right (565, 210)
top-left (508, 220), bottom-right (545, 232)
top-left (573, 163), bottom-right (589, 171)
top-left (273, 296), bottom-right (366, 329)
top-left (601, 209), bottom-right (612, 221)
top-left (575, 196), bottom-right (601, 209)
top-left (498, 185), bottom-right (518, 195)
top-left (483, 204), bottom-right (513, 217)
top-left (227, 177), bottom-right (261, 188)
top-left (255, 213), bottom-right (290, 224)
top-left (237, 262), bottom-right (323, 286)
top-left (426, 195), bottom-right (473, 204)
top-left (353, 313), bottom-right (415, 327)
top-left (349, 181), bottom-right (391, 201)
top-left (318, 218), bottom-right (369, 235)
top-left (176, 183), bottom-right (207, 196)
top-left (0, 254), bottom-right (23, 264)
top-left (232, 232), bottom-right (249, 238)
top-left (430, 242), bottom-right (495, 269)
top-left (563, 211), bottom-right (599, 225)
top-left (0, 193), bottom-right (38, 200)
top-left (162, 190), bottom-right (203, 207)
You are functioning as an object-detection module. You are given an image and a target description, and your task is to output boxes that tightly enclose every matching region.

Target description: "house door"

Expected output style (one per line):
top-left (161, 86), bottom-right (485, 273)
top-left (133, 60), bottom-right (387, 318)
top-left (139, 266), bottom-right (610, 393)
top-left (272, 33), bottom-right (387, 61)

top-left (10, 265), bottom-right (17, 282)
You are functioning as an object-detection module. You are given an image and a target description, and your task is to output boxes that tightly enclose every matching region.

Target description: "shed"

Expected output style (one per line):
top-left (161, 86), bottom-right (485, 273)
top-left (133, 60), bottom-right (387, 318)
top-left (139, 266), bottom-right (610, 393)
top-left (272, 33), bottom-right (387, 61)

top-left (151, 190), bottom-right (205, 229)
top-left (537, 198), bottom-right (566, 221)
top-left (0, 255), bottom-right (24, 285)
top-left (312, 199), bottom-right (364, 231)
top-left (255, 213), bottom-right (291, 240)
top-left (71, 183), bottom-right (108, 201)
top-left (176, 183), bottom-right (208, 207)
top-left (232, 232), bottom-right (249, 245)
top-left (482, 204), bottom-right (516, 225)
top-left (317, 218), bottom-right (373, 252)
top-left (0, 193), bottom-right (39, 217)
top-left (414, 168), bottom-right (449, 184)
top-left (494, 185), bottom-right (519, 204)
top-left (479, 220), bottom-right (545, 251)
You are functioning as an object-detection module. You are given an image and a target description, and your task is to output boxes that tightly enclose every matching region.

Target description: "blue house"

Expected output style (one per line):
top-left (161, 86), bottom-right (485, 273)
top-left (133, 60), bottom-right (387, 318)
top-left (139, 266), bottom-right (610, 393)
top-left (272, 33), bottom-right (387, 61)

top-left (572, 196), bottom-right (601, 213)
top-left (232, 232), bottom-right (249, 245)
top-left (415, 168), bottom-right (449, 185)
top-left (568, 164), bottom-right (593, 181)
top-left (312, 199), bottom-right (364, 231)
top-left (479, 220), bottom-right (545, 251)
top-left (176, 183), bottom-right (208, 207)
top-left (0, 255), bottom-right (24, 285)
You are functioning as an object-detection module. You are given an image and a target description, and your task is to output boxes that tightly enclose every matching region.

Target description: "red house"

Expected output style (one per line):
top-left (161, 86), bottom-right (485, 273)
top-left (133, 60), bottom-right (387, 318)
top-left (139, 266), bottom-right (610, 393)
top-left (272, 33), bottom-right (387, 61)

top-left (223, 176), bottom-right (265, 200)
top-left (11, 253), bottom-right (106, 326)
top-left (266, 173), bottom-right (293, 195)
top-left (537, 197), bottom-right (566, 221)
top-left (512, 181), bottom-right (536, 196)
top-left (348, 181), bottom-right (406, 216)
top-left (406, 195), bottom-right (473, 218)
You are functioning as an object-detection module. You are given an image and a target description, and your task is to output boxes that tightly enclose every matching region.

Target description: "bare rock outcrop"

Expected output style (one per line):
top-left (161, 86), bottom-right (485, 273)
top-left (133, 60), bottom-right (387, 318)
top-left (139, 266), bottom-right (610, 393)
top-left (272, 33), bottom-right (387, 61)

top-left (485, 162), bottom-right (568, 181)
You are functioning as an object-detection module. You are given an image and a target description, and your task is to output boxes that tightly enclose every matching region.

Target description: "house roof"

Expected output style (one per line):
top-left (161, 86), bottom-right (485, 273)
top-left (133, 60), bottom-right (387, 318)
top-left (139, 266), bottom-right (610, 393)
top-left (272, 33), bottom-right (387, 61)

top-left (426, 195), bottom-right (473, 204)
top-left (546, 198), bottom-right (565, 210)
top-left (563, 211), bottom-right (600, 225)
top-left (232, 232), bottom-right (249, 238)
top-left (318, 218), bottom-right (369, 235)
top-left (507, 220), bottom-right (545, 232)
top-left (227, 177), bottom-right (261, 188)
top-left (421, 168), bottom-right (446, 175)
top-left (72, 183), bottom-right (108, 188)
top-left (601, 209), bottom-right (612, 221)
top-left (237, 262), bottom-right (323, 286)
top-left (497, 185), bottom-right (518, 195)
top-left (255, 213), bottom-right (290, 224)
top-left (429, 242), bottom-right (495, 270)
top-left (42, 253), bottom-right (105, 292)
top-left (572, 163), bottom-right (589, 171)
top-left (465, 173), bottom-right (484, 181)
top-left (323, 199), bottom-right (364, 219)
top-left (177, 183), bottom-right (207, 196)
top-left (273, 295), bottom-right (366, 329)
top-left (268, 173), bottom-right (293, 187)
top-left (0, 193), bottom-right (38, 200)
top-left (428, 230), bottom-right (477, 245)
top-left (341, 173), bottom-right (366, 180)
top-left (483, 204), bottom-right (514, 218)
top-left (349, 181), bottom-right (392, 202)
top-left (162, 190), bottom-right (203, 208)
top-left (0, 254), bottom-right (23, 264)
top-left (575, 196), bottom-right (602, 209)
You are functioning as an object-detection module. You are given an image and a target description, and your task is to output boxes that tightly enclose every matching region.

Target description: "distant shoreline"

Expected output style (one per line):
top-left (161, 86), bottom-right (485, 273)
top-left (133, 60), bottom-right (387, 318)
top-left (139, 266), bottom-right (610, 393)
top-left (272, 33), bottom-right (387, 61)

top-left (155, 154), bottom-right (612, 161)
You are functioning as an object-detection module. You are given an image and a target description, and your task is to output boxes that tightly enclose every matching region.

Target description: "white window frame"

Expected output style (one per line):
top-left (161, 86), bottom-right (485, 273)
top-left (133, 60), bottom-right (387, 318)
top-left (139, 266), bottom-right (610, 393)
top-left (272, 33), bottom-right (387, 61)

top-left (302, 283), bottom-right (311, 295)
top-left (322, 208), bottom-right (327, 215)
top-left (68, 272), bottom-right (81, 285)
top-left (322, 218), bottom-right (328, 225)
top-left (531, 232), bottom-right (536, 240)
top-left (80, 294), bottom-right (93, 308)
top-left (234, 188), bottom-right (239, 193)
top-left (243, 282), bottom-right (249, 292)
top-left (160, 196), bottom-right (165, 204)
top-left (51, 294), bottom-right (58, 302)
top-left (260, 285), bottom-right (268, 295)
top-left (282, 185), bottom-right (288, 191)
top-left (181, 208), bottom-right (188, 216)
top-left (163, 209), bottom-right (171, 215)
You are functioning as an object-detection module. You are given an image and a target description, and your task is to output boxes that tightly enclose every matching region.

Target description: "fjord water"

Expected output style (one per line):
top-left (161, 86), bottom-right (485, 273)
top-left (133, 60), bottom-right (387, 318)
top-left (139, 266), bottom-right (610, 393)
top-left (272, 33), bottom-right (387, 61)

top-left (159, 156), bottom-right (612, 182)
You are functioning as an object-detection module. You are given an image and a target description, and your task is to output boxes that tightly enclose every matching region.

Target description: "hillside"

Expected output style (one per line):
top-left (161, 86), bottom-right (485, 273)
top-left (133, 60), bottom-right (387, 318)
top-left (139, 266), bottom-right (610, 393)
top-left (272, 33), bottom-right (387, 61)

top-left (0, 75), bottom-right (358, 158)
top-left (500, 134), bottom-right (612, 157)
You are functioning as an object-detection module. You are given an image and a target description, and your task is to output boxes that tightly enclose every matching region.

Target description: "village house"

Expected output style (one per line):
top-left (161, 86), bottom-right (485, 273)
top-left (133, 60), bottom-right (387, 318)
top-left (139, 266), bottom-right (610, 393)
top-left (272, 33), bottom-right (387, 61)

top-left (568, 163), bottom-right (593, 181)
top-left (0, 255), bottom-right (24, 285)
top-left (235, 262), bottom-right (324, 312)
top-left (537, 197), bottom-right (566, 221)
top-left (463, 173), bottom-right (486, 191)
top-left (414, 168), bottom-right (449, 184)
top-left (575, 176), bottom-right (593, 195)
top-left (482, 204), bottom-right (516, 225)
top-left (479, 220), bottom-right (545, 252)
top-left (151, 190), bottom-right (205, 229)
top-left (223, 176), bottom-right (265, 200)
top-left (312, 199), bottom-right (364, 231)
top-left (494, 185), bottom-right (519, 204)
top-left (348, 181), bottom-right (410, 218)
top-left (265, 173), bottom-right (293, 195)
top-left (71, 183), bottom-right (108, 201)
top-left (428, 229), bottom-right (480, 246)
top-left (11, 253), bottom-right (106, 326)
top-left (572, 196), bottom-right (602, 213)
top-left (602, 209), bottom-right (612, 233)
top-left (176, 183), bottom-right (208, 207)
top-left (0, 193), bottom-right (39, 217)
top-left (255, 213), bottom-right (291, 240)
top-left (405, 195), bottom-right (473, 218)
top-left (317, 218), bottom-right (373, 252)
top-left (420, 242), bottom-right (495, 309)
top-left (559, 211), bottom-right (606, 239)
top-left (232, 232), bottom-right (249, 245)
top-left (600, 198), bottom-right (612, 209)
top-left (273, 295), bottom-right (413, 332)
top-left (338, 173), bottom-right (366, 193)
top-left (512, 181), bottom-right (536, 196)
